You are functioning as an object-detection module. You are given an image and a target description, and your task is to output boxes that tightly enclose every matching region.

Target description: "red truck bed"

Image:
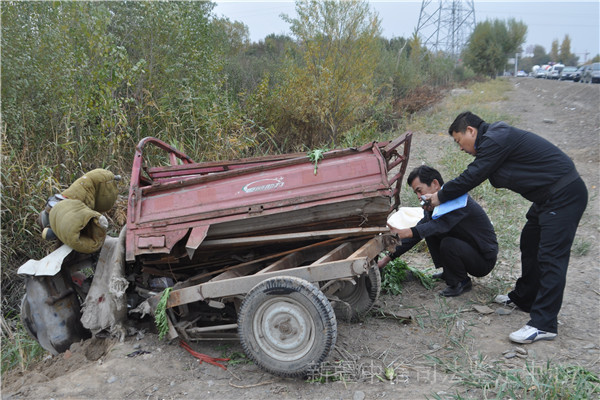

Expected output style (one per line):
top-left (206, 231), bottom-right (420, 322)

top-left (126, 134), bottom-right (412, 268)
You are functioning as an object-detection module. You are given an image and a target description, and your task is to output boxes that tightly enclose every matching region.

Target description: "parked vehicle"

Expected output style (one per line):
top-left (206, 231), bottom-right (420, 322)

top-left (546, 64), bottom-right (565, 80)
top-left (559, 66), bottom-right (578, 80)
top-left (573, 66), bottom-right (586, 82)
top-left (535, 65), bottom-right (550, 78)
top-left (516, 70), bottom-right (528, 77)
top-left (582, 62), bottom-right (600, 83)
top-left (19, 134), bottom-right (413, 377)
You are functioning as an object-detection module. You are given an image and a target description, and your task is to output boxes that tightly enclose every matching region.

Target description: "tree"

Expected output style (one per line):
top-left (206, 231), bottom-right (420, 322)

top-left (559, 35), bottom-right (578, 65)
top-left (212, 17), bottom-right (250, 55)
top-left (549, 39), bottom-right (559, 62)
top-left (277, 0), bottom-right (381, 146)
top-left (463, 19), bottom-right (527, 78)
top-left (532, 45), bottom-right (550, 66)
top-left (506, 19), bottom-right (528, 58)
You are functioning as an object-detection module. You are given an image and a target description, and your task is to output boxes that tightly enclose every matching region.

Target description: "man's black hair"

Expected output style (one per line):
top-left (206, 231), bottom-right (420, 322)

top-left (448, 111), bottom-right (485, 136)
top-left (407, 165), bottom-right (444, 186)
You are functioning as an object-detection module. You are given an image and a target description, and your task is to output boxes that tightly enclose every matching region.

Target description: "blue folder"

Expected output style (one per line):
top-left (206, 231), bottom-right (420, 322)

top-left (432, 193), bottom-right (468, 219)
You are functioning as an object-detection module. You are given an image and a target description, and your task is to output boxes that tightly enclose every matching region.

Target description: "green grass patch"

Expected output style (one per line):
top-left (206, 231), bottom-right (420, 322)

top-left (1, 317), bottom-right (46, 374)
top-left (428, 355), bottom-right (600, 400)
top-left (381, 258), bottom-right (435, 295)
top-left (572, 238), bottom-right (591, 257)
top-left (215, 344), bottom-right (254, 366)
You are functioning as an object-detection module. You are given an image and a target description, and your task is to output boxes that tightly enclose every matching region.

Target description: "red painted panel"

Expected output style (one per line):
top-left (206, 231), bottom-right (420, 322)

top-left (125, 134), bottom-right (412, 261)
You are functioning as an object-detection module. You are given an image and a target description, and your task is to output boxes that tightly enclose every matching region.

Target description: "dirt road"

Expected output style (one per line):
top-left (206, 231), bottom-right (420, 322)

top-left (3, 78), bottom-right (598, 400)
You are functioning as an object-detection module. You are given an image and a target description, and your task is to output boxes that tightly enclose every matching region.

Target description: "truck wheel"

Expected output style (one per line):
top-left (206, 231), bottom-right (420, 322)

top-left (238, 276), bottom-right (337, 377)
top-left (331, 265), bottom-right (381, 321)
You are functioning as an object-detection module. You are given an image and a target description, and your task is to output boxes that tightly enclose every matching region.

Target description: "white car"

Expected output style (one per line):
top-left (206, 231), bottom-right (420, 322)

top-left (546, 64), bottom-right (565, 80)
top-left (535, 65), bottom-right (550, 78)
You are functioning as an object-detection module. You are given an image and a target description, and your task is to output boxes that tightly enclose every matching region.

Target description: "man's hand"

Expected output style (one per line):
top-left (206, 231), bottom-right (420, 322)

top-left (387, 224), bottom-right (413, 239)
top-left (377, 255), bottom-right (392, 269)
top-left (422, 192), bottom-right (440, 207)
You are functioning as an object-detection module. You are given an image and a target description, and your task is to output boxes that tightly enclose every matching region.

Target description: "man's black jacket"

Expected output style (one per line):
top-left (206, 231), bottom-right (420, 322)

top-left (390, 195), bottom-right (498, 261)
top-left (438, 121), bottom-right (579, 205)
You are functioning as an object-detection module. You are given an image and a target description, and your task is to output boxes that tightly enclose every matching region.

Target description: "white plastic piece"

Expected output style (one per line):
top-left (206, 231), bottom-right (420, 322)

top-left (17, 244), bottom-right (74, 276)
top-left (386, 207), bottom-right (423, 230)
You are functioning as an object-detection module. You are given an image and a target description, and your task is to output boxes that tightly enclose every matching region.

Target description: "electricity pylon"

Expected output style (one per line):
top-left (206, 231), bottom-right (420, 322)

top-left (416, 0), bottom-right (476, 59)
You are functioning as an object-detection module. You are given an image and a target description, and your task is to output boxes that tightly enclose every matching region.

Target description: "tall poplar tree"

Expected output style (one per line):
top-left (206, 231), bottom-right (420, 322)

top-left (463, 19), bottom-right (527, 78)
top-left (278, 0), bottom-right (381, 146)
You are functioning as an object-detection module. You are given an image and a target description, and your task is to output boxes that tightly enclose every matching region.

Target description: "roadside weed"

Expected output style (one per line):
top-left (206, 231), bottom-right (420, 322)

top-left (572, 238), bottom-right (591, 257)
top-left (215, 344), bottom-right (254, 366)
top-left (428, 354), bottom-right (600, 399)
top-left (307, 147), bottom-right (329, 175)
top-left (415, 298), bottom-right (473, 345)
top-left (1, 317), bottom-right (46, 374)
top-left (381, 258), bottom-right (409, 295)
top-left (381, 258), bottom-right (435, 295)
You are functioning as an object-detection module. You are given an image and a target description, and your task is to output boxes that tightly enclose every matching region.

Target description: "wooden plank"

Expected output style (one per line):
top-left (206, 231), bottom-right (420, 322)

top-left (311, 242), bottom-right (356, 265)
top-left (200, 227), bottom-right (388, 247)
top-left (209, 264), bottom-right (260, 282)
top-left (256, 252), bottom-right (305, 275)
top-left (349, 236), bottom-right (385, 261)
top-left (187, 236), bottom-right (347, 282)
top-left (204, 197), bottom-right (389, 239)
top-left (167, 258), bottom-right (370, 308)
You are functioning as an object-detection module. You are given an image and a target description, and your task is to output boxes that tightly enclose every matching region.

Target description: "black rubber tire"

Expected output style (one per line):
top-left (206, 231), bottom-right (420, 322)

top-left (238, 276), bottom-right (337, 377)
top-left (331, 265), bottom-right (381, 321)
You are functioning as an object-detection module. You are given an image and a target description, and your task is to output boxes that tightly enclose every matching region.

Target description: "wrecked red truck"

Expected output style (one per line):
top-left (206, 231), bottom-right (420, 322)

top-left (19, 132), bottom-right (412, 377)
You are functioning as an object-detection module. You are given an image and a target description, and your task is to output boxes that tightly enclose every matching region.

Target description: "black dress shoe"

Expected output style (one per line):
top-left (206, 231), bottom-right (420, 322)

top-left (431, 271), bottom-right (445, 280)
top-left (439, 278), bottom-right (472, 297)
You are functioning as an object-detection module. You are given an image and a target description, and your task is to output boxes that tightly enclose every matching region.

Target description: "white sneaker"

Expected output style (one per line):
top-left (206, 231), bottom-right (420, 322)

top-left (509, 325), bottom-right (557, 344)
top-left (494, 294), bottom-right (513, 306)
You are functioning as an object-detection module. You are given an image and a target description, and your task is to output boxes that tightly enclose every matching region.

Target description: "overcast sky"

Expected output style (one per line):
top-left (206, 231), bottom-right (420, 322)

top-left (214, 1), bottom-right (600, 63)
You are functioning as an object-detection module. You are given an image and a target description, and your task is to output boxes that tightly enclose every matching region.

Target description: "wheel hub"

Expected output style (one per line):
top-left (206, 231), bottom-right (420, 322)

top-left (253, 298), bottom-right (316, 362)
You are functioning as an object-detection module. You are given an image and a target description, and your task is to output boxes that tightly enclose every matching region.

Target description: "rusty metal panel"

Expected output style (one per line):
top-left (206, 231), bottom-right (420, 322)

top-left (185, 225), bottom-right (210, 259)
top-left (126, 134), bottom-right (412, 260)
top-left (137, 236), bottom-right (165, 249)
top-left (136, 151), bottom-right (386, 225)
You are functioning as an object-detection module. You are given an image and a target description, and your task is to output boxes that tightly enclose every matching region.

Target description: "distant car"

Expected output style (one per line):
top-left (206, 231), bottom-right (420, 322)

top-left (547, 64), bottom-right (565, 80)
top-left (535, 66), bottom-right (550, 78)
top-left (573, 66), bottom-right (586, 82)
top-left (582, 62), bottom-right (600, 83)
top-left (516, 70), bottom-right (528, 77)
top-left (559, 66), bottom-right (578, 80)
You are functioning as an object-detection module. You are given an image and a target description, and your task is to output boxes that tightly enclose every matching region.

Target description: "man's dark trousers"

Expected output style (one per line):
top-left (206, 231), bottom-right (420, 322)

top-left (426, 235), bottom-right (496, 286)
top-left (509, 178), bottom-right (588, 333)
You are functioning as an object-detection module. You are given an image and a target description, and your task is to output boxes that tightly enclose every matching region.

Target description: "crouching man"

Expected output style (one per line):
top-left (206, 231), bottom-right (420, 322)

top-left (378, 165), bottom-right (498, 297)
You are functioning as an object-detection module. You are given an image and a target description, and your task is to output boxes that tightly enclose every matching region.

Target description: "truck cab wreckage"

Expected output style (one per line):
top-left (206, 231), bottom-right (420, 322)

top-left (19, 133), bottom-right (412, 377)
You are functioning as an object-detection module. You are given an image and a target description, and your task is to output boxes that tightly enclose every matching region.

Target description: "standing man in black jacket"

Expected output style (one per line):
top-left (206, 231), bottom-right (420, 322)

top-left (378, 165), bottom-right (498, 297)
top-left (424, 111), bottom-right (588, 344)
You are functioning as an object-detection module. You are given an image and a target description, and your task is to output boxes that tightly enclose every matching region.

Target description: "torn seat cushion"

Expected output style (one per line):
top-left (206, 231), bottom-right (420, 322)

top-left (49, 199), bottom-right (105, 253)
top-left (61, 168), bottom-right (118, 213)
top-left (81, 227), bottom-right (128, 339)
